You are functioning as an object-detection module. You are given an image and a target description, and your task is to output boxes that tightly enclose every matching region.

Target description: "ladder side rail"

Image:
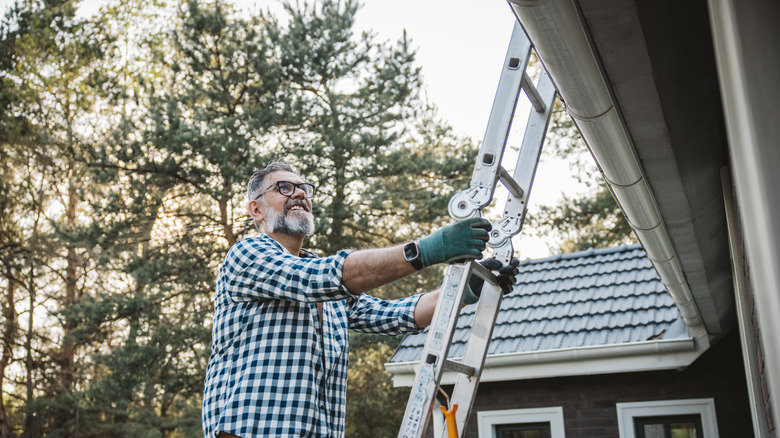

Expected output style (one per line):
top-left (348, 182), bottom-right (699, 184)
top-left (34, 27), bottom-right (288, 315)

top-left (399, 18), bottom-right (561, 438)
top-left (439, 282), bottom-right (504, 438)
top-left (398, 262), bottom-right (474, 438)
top-left (449, 22), bottom-right (533, 220)
top-left (440, 69), bottom-right (557, 438)
top-left (489, 69), bottom-right (558, 263)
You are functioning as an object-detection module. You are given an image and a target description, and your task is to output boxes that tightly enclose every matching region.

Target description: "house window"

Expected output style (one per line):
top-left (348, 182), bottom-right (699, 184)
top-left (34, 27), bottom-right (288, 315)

top-left (634, 414), bottom-right (703, 438)
top-left (495, 422), bottom-right (551, 438)
top-left (477, 407), bottom-right (565, 438)
top-left (616, 399), bottom-right (718, 438)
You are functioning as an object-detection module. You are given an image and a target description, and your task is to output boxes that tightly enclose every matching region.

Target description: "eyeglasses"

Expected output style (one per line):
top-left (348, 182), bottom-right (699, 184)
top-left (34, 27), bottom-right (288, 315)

top-left (256, 181), bottom-right (316, 199)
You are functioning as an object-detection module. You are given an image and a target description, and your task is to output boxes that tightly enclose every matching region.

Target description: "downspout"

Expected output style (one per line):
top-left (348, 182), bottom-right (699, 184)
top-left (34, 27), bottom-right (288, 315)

top-left (506, 0), bottom-right (707, 335)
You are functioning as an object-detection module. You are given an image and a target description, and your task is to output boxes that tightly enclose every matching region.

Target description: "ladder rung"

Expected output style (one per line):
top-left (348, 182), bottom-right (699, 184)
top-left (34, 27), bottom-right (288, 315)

top-left (443, 359), bottom-right (476, 377)
top-left (498, 166), bottom-right (524, 199)
top-left (521, 72), bottom-right (547, 113)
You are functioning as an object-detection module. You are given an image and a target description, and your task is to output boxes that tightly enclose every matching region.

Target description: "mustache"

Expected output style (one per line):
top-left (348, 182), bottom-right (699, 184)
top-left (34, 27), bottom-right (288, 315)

top-left (284, 200), bottom-right (312, 213)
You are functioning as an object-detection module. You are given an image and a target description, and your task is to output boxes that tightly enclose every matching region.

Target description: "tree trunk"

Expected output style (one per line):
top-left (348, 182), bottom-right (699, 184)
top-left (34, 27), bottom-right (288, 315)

top-left (219, 183), bottom-right (237, 248)
top-left (23, 205), bottom-right (41, 438)
top-left (329, 138), bottom-right (348, 253)
top-left (0, 272), bottom-right (17, 438)
top-left (23, 254), bottom-right (36, 438)
top-left (61, 160), bottom-right (78, 393)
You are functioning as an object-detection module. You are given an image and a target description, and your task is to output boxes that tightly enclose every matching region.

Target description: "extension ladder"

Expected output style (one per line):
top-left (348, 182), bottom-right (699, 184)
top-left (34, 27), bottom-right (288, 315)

top-left (397, 18), bottom-right (557, 438)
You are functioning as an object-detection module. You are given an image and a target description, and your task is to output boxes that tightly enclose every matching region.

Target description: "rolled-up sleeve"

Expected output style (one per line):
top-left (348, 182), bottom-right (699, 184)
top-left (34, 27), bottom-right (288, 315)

top-left (348, 293), bottom-right (424, 335)
top-left (221, 235), bottom-right (356, 303)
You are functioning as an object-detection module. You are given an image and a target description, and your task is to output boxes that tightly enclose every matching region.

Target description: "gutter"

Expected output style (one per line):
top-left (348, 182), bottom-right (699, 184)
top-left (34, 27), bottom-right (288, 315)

top-left (505, 0), bottom-right (708, 335)
top-left (386, 335), bottom-right (710, 387)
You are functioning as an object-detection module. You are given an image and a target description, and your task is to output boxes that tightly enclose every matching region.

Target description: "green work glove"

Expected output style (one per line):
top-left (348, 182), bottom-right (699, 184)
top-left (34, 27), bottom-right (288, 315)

top-left (418, 217), bottom-right (492, 268)
top-left (463, 257), bottom-right (521, 305)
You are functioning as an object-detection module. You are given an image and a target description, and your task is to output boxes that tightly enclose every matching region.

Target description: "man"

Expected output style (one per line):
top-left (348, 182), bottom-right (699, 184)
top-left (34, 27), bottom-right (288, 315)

top-left (202, 162), bottom-right (518, 438)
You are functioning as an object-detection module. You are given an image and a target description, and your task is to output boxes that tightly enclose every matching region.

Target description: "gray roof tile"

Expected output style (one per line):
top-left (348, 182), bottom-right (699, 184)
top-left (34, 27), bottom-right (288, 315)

top-left (389, 244), bottom-right (685, 364)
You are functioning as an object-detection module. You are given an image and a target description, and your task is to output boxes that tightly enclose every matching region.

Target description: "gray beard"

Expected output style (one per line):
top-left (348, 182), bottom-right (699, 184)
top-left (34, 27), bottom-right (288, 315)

top-left (263, 202), bottom-right (315, 236)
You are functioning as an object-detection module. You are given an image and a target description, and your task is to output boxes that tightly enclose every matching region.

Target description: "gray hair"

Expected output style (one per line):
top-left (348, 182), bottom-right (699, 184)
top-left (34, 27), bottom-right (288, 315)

top-left (247, 161), bottom-right (304, 203)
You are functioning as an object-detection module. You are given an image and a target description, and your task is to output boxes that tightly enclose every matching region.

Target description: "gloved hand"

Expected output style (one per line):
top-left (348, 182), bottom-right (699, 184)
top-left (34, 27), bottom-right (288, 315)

top-left (418, 217), bottom-right (492, 268)
top-left (463, 257), bottom-right (520, 305)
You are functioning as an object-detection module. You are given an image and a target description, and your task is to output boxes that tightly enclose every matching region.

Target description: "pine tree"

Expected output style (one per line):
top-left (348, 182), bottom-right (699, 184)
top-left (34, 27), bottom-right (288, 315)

top-left (271, 1), bottom-right (478, 433)
top-left (0, 4), bottom-right (26, 433)
top-left (60, 0), bottom-right (284, 434)
top-left (1, 0), bottom-right (482, 435)
top-left (0, 0), bottom-right (121, 433)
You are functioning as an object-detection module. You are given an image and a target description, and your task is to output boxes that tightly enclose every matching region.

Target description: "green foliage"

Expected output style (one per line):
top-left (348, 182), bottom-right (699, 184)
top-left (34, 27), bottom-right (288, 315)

top-left (263, 2), bottom-right (476, 431)
top-left (277, 0), bottom-right (413, 250)
top-left (346, 332), bottom-right (407, 438)
top-left (1, 0), bottom-right (477, 436)
top-left (531, 184), bottom-right (636, 253)
top-left (0, 0), bottom-right (125, 434)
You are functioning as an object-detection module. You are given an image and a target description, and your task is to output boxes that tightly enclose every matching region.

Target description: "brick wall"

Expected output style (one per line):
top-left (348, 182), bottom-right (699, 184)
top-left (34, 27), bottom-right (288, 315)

top-left (448, 331), bottom-right (754, 438)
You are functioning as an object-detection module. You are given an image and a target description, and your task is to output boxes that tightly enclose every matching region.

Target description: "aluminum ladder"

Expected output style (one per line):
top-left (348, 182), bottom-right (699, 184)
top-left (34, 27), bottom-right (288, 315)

top-left (397, 19), bottom-right (557, 438)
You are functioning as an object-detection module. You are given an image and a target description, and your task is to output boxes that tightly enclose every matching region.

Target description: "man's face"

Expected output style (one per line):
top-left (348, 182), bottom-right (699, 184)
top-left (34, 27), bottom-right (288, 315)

top-left (252, 170), bottom-right (315, 236)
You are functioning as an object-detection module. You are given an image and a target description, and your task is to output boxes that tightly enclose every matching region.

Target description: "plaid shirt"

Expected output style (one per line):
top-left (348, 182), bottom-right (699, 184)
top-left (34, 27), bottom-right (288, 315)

top-left (203, 234), bottom-right (422, 438)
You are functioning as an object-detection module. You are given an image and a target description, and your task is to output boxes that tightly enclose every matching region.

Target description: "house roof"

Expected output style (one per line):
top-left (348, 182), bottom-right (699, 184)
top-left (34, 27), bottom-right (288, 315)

top-left (390, 244), bottom-right (684, 364)
top-left (386, 245), bottom-right (710, 386)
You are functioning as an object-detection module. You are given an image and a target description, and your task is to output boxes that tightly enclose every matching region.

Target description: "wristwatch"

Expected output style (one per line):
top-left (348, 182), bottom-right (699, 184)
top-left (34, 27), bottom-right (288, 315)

top-left (403, 241), bottom-right (424, 270)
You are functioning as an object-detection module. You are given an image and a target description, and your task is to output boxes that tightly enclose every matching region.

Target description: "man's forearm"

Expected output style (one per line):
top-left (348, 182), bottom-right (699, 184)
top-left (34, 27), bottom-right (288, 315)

top-left (413, 289), bottom-right (439, 328)
top-left (341, 246), bottom-right (439, 328)
top-left (341, 245), bottom-right (418, 294)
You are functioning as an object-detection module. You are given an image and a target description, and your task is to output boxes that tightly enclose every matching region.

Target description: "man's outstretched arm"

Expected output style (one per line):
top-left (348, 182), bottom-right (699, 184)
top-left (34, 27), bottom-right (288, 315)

top-left (340, 218), bottom-right (492, 294)
top-left (341, 245), bottom-right (416, 294)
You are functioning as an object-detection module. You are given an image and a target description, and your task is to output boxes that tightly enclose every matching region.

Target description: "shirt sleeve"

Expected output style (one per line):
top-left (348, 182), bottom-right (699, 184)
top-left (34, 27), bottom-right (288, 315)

top-left (347, 293), bottom-right (424, 335)
top-left (220, 236), bottom-right (356, 303)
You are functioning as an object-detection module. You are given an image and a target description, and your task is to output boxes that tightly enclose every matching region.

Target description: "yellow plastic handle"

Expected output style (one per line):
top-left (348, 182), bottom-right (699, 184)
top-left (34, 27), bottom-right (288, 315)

top-left (440, 403), bottom-right (459, 438)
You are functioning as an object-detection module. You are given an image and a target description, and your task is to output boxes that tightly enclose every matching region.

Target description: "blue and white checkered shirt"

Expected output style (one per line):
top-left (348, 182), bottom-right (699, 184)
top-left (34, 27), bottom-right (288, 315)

top-left (202, 234), bottom-right (422, 437)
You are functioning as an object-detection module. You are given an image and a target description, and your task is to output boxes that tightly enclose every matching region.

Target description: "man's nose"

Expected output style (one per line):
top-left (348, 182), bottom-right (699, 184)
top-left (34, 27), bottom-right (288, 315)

top-left (290, 186), bottom-right (306, 199)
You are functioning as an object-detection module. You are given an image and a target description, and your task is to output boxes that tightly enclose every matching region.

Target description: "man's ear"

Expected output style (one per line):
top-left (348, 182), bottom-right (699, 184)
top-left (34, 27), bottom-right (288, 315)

top-left (248, 200), bottom-right (265, 226)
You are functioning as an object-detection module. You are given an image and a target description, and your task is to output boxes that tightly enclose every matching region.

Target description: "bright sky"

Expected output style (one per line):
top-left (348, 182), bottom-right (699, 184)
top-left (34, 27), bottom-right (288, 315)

top-left (357, 1), bottom-right (518, 142)
top-left (1, 0), bottom-right (587, 258)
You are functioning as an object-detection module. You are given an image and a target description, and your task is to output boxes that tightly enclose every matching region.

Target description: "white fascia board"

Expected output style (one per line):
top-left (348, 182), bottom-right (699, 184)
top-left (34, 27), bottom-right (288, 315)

top-left (385, 336), bottom-right (709, 388)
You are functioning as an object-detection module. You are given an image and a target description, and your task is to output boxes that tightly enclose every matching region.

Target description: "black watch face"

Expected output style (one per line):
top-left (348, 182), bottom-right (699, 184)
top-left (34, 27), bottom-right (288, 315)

top-left (404, 243), bottom-right (418, 260)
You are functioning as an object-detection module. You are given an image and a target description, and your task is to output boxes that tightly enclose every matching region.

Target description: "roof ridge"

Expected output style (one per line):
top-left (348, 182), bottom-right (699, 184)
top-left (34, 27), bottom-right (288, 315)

top-left (519, 243), bottom-right (643, 266)
top-left (488, 320), bottom-right (679, 343)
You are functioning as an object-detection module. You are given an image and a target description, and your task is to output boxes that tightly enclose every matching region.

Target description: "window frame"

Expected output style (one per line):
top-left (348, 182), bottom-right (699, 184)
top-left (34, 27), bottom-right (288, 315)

top-left (495, 421), bottom-right (552, 437)
top-left (616, 398), bottom-right (719, 438)
top-left (477, 407), bottom-right (566, 438)
top-left (633, 414), bottom-right (703, 438)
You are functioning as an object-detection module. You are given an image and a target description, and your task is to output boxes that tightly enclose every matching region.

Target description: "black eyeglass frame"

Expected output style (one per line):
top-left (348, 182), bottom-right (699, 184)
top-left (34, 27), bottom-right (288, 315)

top-left (256, 181), bottom-right (316, 199)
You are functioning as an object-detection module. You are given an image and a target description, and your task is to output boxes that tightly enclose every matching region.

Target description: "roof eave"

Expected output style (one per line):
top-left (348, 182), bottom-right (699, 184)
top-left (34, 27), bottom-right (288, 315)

top-left (385, 334), bottom-right (710, 387)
